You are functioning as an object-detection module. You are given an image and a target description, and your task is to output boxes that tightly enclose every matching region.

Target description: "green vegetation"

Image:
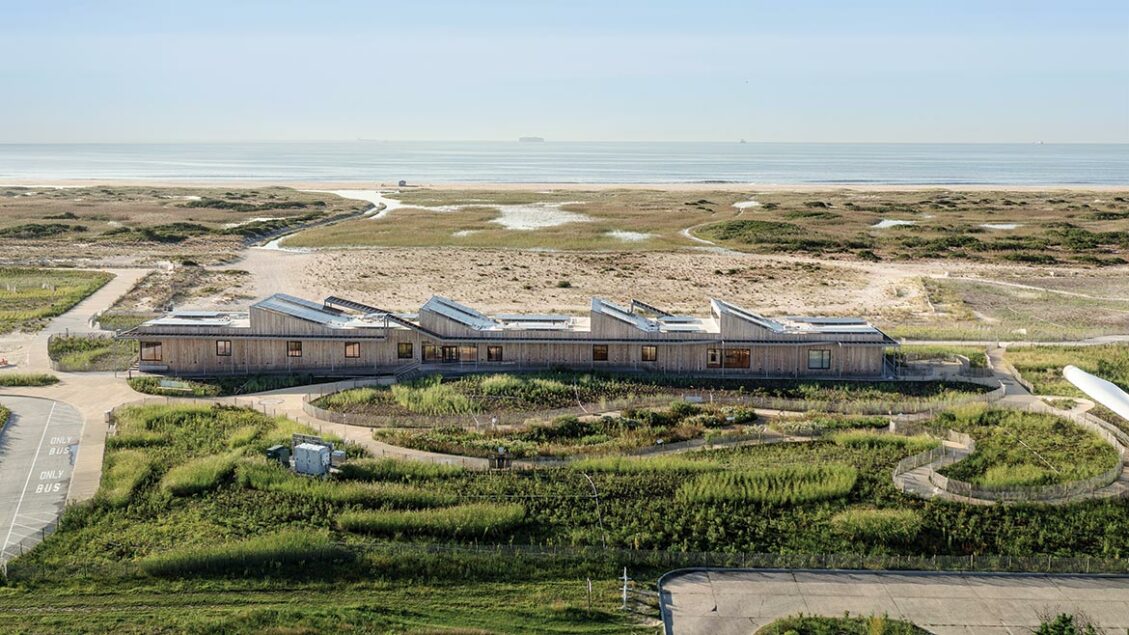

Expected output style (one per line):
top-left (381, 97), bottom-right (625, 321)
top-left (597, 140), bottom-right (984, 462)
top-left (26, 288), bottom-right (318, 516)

top-left (1006, 344), bottom-right (1129, 398)
top-left (8, 401), bottom-right (1129, 633)
top-left (0, 267), bottom-right (112, 333)
top-left (317, 371), bottom-right (992, 418)
top-left (129, 373), bottom-right (335, 396)
top-left (337, 457), bottom-right (467, 482)
top-left (938, 406), bottom-right (1119, 488)
top-left (830, 508), bottom-right (924, 543)
top-left (237, 458), bottom-right (457, 508)
top-left (159, 452), bottom-right (239, 496)
top-left (1036, 614), bottom-right (1100, 635)
top-left (829, 430), bottom-right (940, 454)
top-left (98, 448), bottom-right (158, 507)
top-left (569, 455), bottom-right (722, 474)
top-left (770, 414), bottom-right (890, 435)
top-left (0, 405), bottom-right (9, 433)
top-left (338, 503), bottom-right (526, 538)
top-left (139, 529), bottom-right (351, 577)
top-left (758, 614), bottom-right (928, 635)
top-left (375, 401), bottom-right (758, 458)
top-left (0, 373), bottom-right (59, 387)
top-left (48, 334), bottom-right (137, 371)
top-left (676, 464), bottom-right (858, 505)
top-left (0, 223), bottom-right (87, 239)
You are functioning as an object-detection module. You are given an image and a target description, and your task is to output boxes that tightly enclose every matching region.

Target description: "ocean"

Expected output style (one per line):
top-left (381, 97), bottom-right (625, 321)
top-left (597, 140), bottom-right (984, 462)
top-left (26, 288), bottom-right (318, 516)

top-left (0, 142), bottom-right (1126, 185)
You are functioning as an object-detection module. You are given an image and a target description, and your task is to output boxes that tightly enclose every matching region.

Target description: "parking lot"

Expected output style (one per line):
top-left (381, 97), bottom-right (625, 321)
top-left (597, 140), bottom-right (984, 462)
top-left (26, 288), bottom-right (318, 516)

top-left (0, 395), bottom-right (83, 564)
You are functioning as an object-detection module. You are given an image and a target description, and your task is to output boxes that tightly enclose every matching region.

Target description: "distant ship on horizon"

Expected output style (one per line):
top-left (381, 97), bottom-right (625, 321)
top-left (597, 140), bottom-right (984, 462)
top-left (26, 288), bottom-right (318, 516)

top-left (518, 136), bottom-right (545, 143)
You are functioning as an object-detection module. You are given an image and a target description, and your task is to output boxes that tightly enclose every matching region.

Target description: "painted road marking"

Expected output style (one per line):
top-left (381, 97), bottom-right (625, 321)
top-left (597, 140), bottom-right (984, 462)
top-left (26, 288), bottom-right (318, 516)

top-left (1, 402), bottom-right (54, 555)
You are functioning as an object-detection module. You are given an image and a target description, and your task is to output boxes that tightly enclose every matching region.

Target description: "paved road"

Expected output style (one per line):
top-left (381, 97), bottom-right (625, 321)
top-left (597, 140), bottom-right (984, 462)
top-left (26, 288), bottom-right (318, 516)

top-left (0, 396), bottom-right (83, 564)
top-left (660, 569), bottom-right (1129, 635)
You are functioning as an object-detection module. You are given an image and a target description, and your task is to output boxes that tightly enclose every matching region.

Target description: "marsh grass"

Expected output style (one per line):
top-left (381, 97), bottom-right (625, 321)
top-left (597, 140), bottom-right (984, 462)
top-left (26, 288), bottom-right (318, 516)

top-left (0, 373), bottom-right (58, 387)
top-left (830, 431), bottom-right (940, 454)
top-left (337, 503), bottom-right (526, 538)
top-left (568, 455), bottom-right (722, 474)
top-left (139, 529), bottom-right (351, 577)
top-left (48, 335), bottom-right (137, 371)
top-left (98, 449), bottom-right (158, 507)
top-left (337, 458), bottom-right (466, 482)
top-left (937, 407), bottom-right (1119, 487)
top-left (830, 508), bottom-right (924, 543)
top-left (676, 464), bottom-right (857, 505)
top-left (160, 452), bottom-right (240, 496)
top-left (236, 458), bottom-right (456, 508)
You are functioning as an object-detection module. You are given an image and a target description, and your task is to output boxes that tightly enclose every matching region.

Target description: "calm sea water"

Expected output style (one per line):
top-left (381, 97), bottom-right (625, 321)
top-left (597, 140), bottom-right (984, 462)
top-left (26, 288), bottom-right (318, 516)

top-left (0, 142), bottom-right (1126, 185)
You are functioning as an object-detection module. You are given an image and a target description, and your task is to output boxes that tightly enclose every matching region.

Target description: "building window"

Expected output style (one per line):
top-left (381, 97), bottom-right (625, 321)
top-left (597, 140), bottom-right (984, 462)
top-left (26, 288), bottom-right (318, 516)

top-left (398, 342), bottom-right (414, 359)
top-left (641, 345), bottom-right (657, 362)
top-left (706, 348), bottom-right (721, 368)
top-left (442, 346), bottom-right (460, 362)
top-left (724, 348), bottom-right (751, 369)
top-left (592, 344), bottom-right (608, 361)
top-left (214, 340), bottom-right (231, 357)
top-left (344, 342), bottom-right (360, 358)
top-left (287, 341), bottom-right (303, 358)
top-left (487, 345), bottom-right (503, 362)
top-left (423, 343), bottom-right (440, 362)
top-left (808, 349), bottom-right (832, 370)
top-left (459, 345), bottom-right (478, 362)
top-left (140, 341), bottom-right (162, 361)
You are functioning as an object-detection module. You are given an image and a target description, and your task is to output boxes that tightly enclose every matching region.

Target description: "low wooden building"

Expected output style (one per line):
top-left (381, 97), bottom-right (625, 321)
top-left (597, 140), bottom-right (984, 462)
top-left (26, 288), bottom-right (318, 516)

top-left (120, 293), bottom-right (897, 378)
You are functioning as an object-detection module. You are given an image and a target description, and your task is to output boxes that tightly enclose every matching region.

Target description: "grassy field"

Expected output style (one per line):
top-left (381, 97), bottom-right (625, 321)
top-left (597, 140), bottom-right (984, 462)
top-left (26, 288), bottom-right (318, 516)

top-left (938, 407), bottom-right (1120, 488)
top-left (4, 403), bottom-right (1129, 633)
top-left (1005, 344), bottom-right (1129, 434)
top-left (897, 343), bottom-right (988, 368)
top-left (48, 335), bottom-right (137, 371)
top-left (0, 267), bottom-right (112, 333)
top-left (283, 188), bottom-right (1129, 265)
top-left (0, 186), bottom-right (368, 265)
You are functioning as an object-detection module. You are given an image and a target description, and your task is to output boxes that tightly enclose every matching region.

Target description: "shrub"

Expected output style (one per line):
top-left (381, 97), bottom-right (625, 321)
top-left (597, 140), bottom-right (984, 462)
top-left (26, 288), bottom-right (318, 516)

top-left (0, 373), bottom-right (59, 387)
top-left (337, 503), bottom-right (526, 538)
top-left (676, 464), bottom-right (857, 505)
top-left (0, 405), bottom-right (9, 432)
top-left (830, 508), bottom-right (923, 543)
top-left (830, 431), bottom-right (939, 454)
top-left (160, 453), bottom-right (239, 496)
top-left (99, 449), bottom-right (157, 507)
top-left (139, 529), bottom-right (351, 577)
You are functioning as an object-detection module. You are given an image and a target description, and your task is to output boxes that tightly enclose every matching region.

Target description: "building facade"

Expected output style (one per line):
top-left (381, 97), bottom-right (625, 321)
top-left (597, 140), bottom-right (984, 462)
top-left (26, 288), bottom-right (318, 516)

top-left (120, 294), bottom-right (897, 378)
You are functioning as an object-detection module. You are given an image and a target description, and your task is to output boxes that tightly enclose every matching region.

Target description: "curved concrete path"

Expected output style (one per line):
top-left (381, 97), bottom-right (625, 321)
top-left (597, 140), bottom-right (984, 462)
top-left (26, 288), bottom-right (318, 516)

top-left (660, 569), bottom-right (1129, 635)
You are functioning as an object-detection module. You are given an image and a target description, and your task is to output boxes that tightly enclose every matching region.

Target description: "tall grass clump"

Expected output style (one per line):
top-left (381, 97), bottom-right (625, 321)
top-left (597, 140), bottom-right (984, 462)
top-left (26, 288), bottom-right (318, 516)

top-left (391, 375), bottom-right (477, 415)
top-left (160, 452), bottom-right (239, 496)
top-left (830, 508), bottom-right (923, 543)
top-left (99, 449), bottom-right (157, 507)
top-left (0, 373), bottom-right (59, 387)
top-left (337, 503), bottom-right (525, 538)
top-left (830, 431), bottom-right (940, 454)
top-left (139, 529), bottom-right (351, 577)
top-left (676, 464), bottom-right (857, 505)
top-left (236, 459), bottom-right (455, 508)
top-left (568, 455), bottom-right (722, 474)
top-left (0, 405), bottom-right (9, 432)
top-left (336, 458), bottom-right (465, 483)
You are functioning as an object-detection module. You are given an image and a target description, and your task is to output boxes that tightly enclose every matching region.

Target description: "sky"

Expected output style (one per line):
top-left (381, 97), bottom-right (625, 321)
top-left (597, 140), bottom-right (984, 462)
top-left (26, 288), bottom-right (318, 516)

top-left (0, 0), bottom-right (1126, 143)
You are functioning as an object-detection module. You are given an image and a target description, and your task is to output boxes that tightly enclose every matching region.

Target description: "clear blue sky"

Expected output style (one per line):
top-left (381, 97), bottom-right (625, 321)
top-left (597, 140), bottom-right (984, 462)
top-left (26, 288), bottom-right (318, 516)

top-left (1, 0), bottom-right (1126, 143)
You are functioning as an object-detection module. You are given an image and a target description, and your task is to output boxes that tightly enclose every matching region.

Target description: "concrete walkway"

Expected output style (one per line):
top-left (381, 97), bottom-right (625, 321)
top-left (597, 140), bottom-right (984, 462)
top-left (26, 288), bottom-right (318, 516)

top-left (0, 268), bottom-right (150, 502)
top-left (660, 569), bottom-right (1129, 634)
